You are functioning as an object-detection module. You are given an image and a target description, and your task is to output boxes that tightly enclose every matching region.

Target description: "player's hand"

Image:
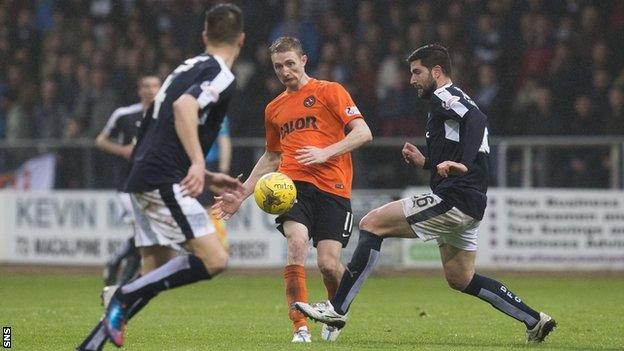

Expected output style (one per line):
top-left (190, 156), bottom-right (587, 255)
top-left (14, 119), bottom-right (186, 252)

top-left (402, 142), bottom-right (425, 168)
top-left (120, 144), bottom-right (134, 160)
top-left (295, 146), bottom-right (330, 165)
top-left (436, 161), bottom-right (468, 178)
top-left (212, 190), bottom-right (245, 220)
top-left (181, 163), bottom-right (206, 197)
top-left (204, 171), bottom-right (244, 195)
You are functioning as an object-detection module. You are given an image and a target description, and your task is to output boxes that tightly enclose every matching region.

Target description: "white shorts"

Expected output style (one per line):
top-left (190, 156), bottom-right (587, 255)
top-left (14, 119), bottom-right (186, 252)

top-left (130, 184), bottom-right (215, 249)
top-left (117, 192), bottom-right (134, 224)
top-left (401, 193), bottom-right (480, 251)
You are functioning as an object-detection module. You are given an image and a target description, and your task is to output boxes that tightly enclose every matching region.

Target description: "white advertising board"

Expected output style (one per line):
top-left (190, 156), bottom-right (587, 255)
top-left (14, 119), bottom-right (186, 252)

top-left (2, 189), bottom-right (622, 270)
top-left (401, 188), bottom-right (624, 270)
top-left (478, 189), bottom-right (624, 270)
top-left (224, 197), bottom-right (286, 267)
top-left (0, 191), bottom-right (130, 265)
top-left (0, 191), bottom-right (287, 267)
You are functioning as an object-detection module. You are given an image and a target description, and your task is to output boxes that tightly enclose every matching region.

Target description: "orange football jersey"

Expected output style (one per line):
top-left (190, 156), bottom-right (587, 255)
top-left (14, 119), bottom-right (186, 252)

top-left (265, 79), bottom-right (363, 199)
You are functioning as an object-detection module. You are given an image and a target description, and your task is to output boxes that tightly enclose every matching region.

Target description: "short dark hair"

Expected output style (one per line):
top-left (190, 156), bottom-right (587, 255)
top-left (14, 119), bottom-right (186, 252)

top-left (268, 36), bottom-right (304, 56)
top-left (407, 44), bottom-right (452, 77)
top-left (137, 74), bottom-right (161, 86)
top-left (204, 3), bottom-right (244, 45)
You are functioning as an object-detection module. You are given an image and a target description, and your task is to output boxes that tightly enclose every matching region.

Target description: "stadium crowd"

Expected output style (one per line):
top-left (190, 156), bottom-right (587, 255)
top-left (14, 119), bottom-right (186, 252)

top-left (1, 0), bottom-right (623, 188)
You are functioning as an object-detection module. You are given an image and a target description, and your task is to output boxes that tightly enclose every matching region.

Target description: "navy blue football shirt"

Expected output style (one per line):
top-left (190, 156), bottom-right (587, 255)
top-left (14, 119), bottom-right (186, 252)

top-left (125, 54), bottom-right (236, 192)
top-left (423, 82), bottom-right (490, 220)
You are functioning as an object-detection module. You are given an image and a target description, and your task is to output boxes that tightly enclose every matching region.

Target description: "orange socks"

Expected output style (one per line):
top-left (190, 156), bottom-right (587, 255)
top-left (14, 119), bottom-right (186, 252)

top-left (284, 264), bottom-right (308, 331)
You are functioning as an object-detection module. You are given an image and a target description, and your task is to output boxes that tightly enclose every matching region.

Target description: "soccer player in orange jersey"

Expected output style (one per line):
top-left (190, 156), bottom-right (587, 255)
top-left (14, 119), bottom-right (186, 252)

top-left (214, 36), bottom-right (372, 342)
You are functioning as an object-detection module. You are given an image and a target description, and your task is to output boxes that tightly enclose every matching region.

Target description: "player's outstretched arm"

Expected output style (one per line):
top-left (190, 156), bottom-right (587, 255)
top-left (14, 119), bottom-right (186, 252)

top-left (204, 171), bottom-right (244, 195)
top-left (173, 94), bottom-right (205, 197)
top-left (213, 150), bottom-right (281, 220)
top-left (295, 118), bottom-right (372, 165)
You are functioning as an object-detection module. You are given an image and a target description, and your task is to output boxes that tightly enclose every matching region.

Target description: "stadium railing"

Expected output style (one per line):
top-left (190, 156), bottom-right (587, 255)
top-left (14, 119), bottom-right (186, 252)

top-left (0, 136), bottom-right (622, 189)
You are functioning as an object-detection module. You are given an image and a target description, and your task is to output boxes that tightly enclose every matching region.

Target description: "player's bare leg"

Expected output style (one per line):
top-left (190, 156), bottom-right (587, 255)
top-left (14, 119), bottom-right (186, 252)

top-left (440, 244), bottom-right (556, 342)
top-left (316, 239), bottom-right (345, 340)
top-left (139, 245), bottom-right (179, 275)
top-left (184, 234), bottom-right (229, 275)
top-left (438, 244), bottom-right (475, 291)
top-left (102, 244), bottom-right (178, 314)
top-left (283, 220), bottom-right (312, 342)
top-left (316, 240), bottom-right (344, 298)
top-left (296, 199), bottom-right (413, 326)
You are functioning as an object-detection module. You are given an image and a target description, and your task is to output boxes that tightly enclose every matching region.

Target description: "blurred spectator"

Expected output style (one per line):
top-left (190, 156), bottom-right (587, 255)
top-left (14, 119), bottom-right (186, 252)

top-left (376, 77), bottom-right (423, 137)
top-left (33, 79), bottom-right (68, 139)
top-left (577, 6), bottom-right (605, 49)
top-left (73, 68), bottom-right (118, 137)
top-left (376, 38), bottom-right (404, 101)
top-left (410, 2), bottom-right (436, 43)
top-left (547, 42), bottom-right (578, 116)
top-left (474, 64), bottom-right (505, 134)
top-left (519, 14), bottom-right (554, 82)
top-left (382, 2), bottom-right (406, 39)
top-left (269, 0), bottom-right (319, 66)
top-left (473, 14), bottom-right (503, 65)
top-left (605, 88), bottom-right (624, 135)
top-left (315, 41), bottom-right (348, 83)
top-left (569, 95), bottom-right (601, 135)
top-left (349, 44), bottom-right (377, 127)
top-left (525, 88), bottom-right (558, 136)
top-left (53, 53), bottom-right (79, 110)
top-left (354, 0), bottom-right (375, 43)
top-left (590, 69), bottom-right (612, 117)
top-left (511, 79), bottom-right (540, 134)
top-left (5, 90), bottom-right (34, 141)
top-left (590, 40), bottom-right (611, 70)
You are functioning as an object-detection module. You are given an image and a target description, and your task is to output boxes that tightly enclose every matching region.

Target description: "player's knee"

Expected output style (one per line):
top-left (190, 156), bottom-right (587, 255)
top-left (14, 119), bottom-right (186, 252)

top-left (198, 250), bottom-right (229, 275)
top-left (358, 212), bottom-right (376, 232)
top-left (317, 257), bottom-right (339, 277)
top-left (445, 272), bottom-right (471, 291)
top-left (359, 212), bottom-right (385, 236)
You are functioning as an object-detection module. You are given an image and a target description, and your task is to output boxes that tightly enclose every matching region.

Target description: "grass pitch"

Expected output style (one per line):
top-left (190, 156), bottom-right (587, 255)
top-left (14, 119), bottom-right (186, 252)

top-left (1, 270), bottom-right (623, 350)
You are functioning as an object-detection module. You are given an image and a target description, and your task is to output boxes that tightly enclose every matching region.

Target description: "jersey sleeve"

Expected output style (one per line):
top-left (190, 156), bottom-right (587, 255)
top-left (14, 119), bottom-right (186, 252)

top-left (264, 106), bottom-right (281, 152)
top-left (324, 82), bottom-right (363, 125)
top-left (433, 87), bottom-right (477, 121)
top-left (101, 108), bottom-right (122, 136)
top-left (184, 66), bottom-right (235, 109)
top-left (459, 109), bottom-right (489, 171)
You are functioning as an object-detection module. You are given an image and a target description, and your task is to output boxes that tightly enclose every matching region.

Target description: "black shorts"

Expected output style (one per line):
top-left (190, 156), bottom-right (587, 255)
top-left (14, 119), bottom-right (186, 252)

top-left (276, 181), bottom-right (354, 248)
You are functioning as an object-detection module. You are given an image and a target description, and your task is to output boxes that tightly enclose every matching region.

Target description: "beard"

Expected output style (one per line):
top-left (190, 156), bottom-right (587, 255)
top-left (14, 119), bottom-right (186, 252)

top-left (416, 74), bottom-right (436, 100)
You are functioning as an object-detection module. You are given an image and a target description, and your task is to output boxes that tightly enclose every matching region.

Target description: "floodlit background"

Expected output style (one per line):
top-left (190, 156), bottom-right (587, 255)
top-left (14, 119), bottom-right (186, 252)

top-left (0, 1), bottom-right (623, 350)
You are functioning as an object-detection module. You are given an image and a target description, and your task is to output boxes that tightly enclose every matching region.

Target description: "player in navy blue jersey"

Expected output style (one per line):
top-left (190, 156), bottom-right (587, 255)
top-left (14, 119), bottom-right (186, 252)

top-left (96, 75), bottom-right (161, 288)
top-left (76, 4), bottom-right (245, 350)
top-left (296, 44), bottom-right (557, 343)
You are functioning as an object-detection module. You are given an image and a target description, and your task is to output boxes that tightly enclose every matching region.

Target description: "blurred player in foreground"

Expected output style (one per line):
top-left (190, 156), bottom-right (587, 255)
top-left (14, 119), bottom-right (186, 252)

top-left (296, 44), bottom-right (557, 343)
top-left (76, 4), bottom-right (245, 350)
top-left (213, 36), bottom-right (372, 343)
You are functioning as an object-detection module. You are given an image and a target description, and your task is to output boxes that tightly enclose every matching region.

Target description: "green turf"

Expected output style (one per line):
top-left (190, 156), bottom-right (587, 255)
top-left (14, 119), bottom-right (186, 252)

top-left (1, 272), bottom-right (623, 350)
